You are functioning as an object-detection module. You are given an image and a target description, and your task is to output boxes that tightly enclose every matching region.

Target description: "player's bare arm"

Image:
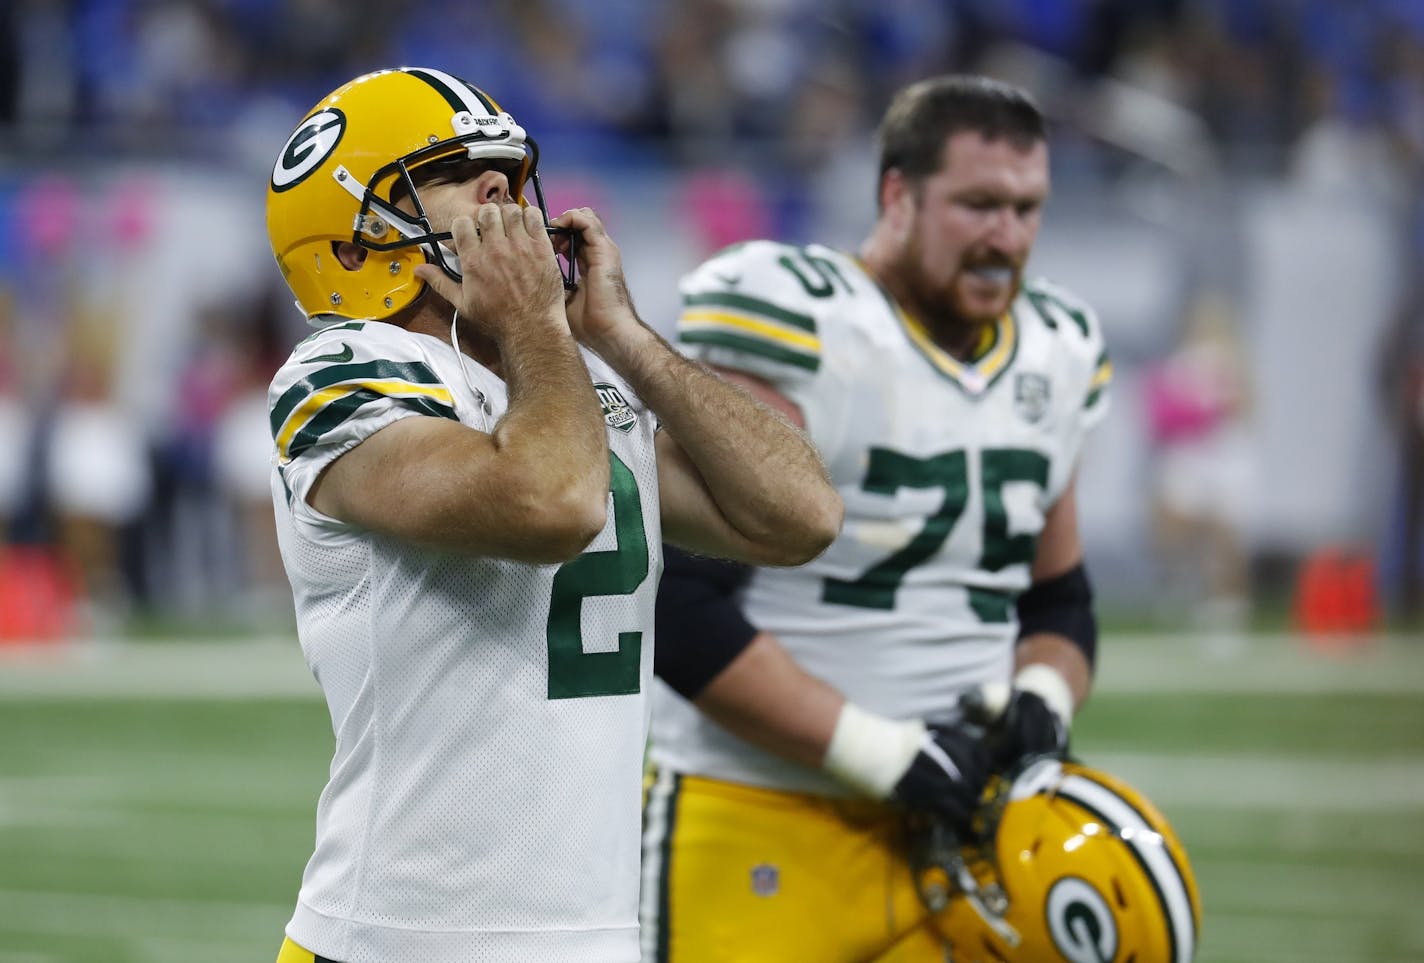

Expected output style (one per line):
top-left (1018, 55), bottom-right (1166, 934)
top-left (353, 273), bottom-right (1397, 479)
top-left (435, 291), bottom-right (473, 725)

top-left (962, 472), bottom-right (1099, 771)
top-left (551, 207), bottom-right (842, 567)
top-left (691, 631), bottom-right (843, 767)
top-left (668, 370), bottom-right (846, 760)
top-left (309, 204), bottom-right (610, 564)
top-left (1014, 473), bottom-right (1094, 710)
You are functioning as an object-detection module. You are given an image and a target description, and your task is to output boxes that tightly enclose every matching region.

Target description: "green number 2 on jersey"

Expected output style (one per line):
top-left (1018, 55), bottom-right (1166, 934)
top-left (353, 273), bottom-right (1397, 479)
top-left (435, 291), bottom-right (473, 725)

top-left (546, 453), bottom-right (648, 699)
top-left (823, 447), bottom-right (1049, 621)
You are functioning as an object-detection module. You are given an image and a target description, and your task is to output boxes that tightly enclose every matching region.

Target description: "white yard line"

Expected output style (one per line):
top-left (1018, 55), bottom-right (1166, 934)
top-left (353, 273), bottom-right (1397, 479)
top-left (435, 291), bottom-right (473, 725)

top-left (0, 888), bottom-right (289, 940)
top-left (1095, 632), bottom-right (1424, 694)
top-left (0, 632), bottom-right (1420, 698)
top-left (0, 638), bottom-right (317, 698)
top-left (1093, 750), bottom-right (1424, 812)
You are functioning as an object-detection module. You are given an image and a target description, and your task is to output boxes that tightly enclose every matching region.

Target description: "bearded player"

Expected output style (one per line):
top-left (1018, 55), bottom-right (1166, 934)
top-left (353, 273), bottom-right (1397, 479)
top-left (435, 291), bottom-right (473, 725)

top-left (643, 75), bottom-right (1116, 961)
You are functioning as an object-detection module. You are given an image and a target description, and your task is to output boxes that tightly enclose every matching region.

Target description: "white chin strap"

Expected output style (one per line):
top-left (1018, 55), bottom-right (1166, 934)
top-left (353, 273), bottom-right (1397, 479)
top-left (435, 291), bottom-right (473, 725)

top-left (450, 310), bottom-right (483, 404)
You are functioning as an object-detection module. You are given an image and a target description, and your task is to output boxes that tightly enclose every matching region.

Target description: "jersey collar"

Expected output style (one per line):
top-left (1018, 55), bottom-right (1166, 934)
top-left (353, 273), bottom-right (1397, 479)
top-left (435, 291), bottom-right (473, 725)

top-left (894, 302), bottom-right (1018, 396)
top-left (856, 258), bottom-right (1022, 396)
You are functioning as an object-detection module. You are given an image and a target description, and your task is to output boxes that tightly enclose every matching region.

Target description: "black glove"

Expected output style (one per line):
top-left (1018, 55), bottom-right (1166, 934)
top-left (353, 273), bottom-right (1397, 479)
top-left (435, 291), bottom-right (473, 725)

top-left (890, 721), bottom-right (991, 835)
top-left (981, 687), bottom-right (1069, 771)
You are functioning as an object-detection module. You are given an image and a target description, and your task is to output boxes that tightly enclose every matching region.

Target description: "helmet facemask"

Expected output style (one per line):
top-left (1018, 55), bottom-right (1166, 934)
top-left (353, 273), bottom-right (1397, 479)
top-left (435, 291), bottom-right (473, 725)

top-left (911, 756), bottom-right (1201, 962)
top-left (340, 131), bottom-right (578, 295)
top-left (267, 68), bottom-right (579, 329)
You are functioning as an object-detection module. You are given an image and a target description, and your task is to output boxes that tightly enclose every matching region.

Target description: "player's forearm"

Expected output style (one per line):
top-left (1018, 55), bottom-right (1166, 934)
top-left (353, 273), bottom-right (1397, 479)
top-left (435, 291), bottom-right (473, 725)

top-left (1013, 634), bottom-right (1092, 713)
top-left (691, 632), bottom-right (845, 768)
top-left (592, 321), bottom-right (841, 562)
top-left (487, 322), bottom-right (611, 553)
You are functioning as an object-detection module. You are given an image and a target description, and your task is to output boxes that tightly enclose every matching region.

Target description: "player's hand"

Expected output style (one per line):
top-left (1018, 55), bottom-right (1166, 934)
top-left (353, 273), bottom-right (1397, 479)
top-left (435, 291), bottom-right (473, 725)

top-left (963, 682), bottom-right (1069, 772)
top-left (889, 721), bottom-right (992, 836)
top-left (550, 207), bottom-right (640, 349)
top-left (415, 203), bottom-right (566, 341)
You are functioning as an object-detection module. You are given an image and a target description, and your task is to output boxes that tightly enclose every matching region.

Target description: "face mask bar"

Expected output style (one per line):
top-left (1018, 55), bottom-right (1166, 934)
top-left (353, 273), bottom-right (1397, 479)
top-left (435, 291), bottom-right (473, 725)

top-left (336, 133), bottom-right (579, 292)
top-left (908, 817), bottom-right (1022, 947)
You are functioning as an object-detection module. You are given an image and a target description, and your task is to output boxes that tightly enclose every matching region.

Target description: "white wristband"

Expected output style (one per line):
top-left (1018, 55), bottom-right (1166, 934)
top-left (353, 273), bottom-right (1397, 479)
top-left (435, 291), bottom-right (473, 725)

top-left (822, 702), bottom-right (925, 800)
top-left (1013, 664), bottom-right (1075, 726)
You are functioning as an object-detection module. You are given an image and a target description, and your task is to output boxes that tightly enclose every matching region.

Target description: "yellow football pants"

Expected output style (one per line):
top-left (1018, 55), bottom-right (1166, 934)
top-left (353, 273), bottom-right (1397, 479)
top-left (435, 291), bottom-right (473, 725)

top-left (275, 936), bottom-right (339, 963)
top-left (641, 768), bottom-right (951, 963)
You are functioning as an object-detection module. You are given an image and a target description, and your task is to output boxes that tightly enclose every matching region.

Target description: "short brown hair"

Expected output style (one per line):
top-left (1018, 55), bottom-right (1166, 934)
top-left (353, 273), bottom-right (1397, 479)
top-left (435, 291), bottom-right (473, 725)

top-left (876, 75), bottom-right (1046, 196)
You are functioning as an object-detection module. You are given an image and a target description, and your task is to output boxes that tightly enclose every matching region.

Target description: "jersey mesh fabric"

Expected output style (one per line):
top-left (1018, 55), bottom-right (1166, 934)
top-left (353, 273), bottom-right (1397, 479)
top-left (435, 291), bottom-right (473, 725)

top-left (651, 241), bottom-right (1111, 796)
top-left (269, 323), bottom-right (659, 963)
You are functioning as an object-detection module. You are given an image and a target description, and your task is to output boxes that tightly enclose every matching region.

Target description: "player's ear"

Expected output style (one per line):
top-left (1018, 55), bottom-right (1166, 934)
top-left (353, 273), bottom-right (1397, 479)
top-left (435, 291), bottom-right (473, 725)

top-left (334, 241), bottom-right (368, 271)
top-left (880, 169), bottom-right (914, 235)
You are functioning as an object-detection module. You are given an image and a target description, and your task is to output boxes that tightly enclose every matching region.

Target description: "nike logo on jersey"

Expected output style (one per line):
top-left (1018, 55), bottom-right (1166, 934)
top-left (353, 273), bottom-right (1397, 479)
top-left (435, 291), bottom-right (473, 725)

top-left (307, 343), bottom-right (354, 364)
top-left (713, 272), bottom-right (743, 287)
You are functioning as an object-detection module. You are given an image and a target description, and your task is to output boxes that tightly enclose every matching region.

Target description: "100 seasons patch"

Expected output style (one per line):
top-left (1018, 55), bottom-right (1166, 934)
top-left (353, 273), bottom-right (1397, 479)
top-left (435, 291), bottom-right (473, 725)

top-left (594, 383), bottom-right (637, 433)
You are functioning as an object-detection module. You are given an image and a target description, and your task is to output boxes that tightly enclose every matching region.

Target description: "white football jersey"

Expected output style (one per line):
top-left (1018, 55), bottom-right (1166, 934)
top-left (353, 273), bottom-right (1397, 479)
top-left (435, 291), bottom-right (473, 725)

top-left (269, 320), bottom-right (661, 963)
top-left (650, 241), bottom-right (1111, 795)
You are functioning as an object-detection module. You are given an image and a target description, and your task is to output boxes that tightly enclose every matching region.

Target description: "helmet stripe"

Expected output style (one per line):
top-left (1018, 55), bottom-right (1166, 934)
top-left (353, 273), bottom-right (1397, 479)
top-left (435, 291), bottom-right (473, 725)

top-left (403, 67), bottom-right (498, 117)
top-left (1056, 774), bottom-right (1197, 963)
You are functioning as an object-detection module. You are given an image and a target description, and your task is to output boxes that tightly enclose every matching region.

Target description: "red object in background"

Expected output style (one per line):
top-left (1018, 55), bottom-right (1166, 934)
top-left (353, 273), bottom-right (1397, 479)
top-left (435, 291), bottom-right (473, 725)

top-left (0, 546), bottom-right (78, 642)
top-left (1294, 547), bottom-right (1380, 644)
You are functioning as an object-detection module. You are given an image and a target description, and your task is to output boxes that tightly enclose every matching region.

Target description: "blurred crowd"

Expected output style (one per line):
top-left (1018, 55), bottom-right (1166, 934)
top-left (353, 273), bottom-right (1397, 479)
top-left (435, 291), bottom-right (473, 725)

top-left (2, 0), bottom-right (1423, 634)
top-left (4, 0), bottom-right (1424, 179)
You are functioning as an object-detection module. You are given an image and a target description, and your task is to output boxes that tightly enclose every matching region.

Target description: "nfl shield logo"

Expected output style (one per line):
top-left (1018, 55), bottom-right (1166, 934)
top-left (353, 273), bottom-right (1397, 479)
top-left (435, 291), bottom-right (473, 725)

top-left (750, 863), bottom-right (780, 897)
top-left (1014, 372), bottom-right (1051, 423)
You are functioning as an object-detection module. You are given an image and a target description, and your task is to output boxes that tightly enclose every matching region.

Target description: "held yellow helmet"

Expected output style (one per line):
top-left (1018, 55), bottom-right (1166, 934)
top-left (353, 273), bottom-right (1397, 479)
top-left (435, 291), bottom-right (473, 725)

top-left (266, 66), bottom-right (561, 326)
top-left (916, 757), bottom-right (1201, 963)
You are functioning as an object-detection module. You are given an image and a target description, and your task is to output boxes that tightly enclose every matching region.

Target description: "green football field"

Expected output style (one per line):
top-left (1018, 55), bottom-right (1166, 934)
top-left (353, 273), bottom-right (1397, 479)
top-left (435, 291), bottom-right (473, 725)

top-left (0, 632), bottom-right (1421, 962)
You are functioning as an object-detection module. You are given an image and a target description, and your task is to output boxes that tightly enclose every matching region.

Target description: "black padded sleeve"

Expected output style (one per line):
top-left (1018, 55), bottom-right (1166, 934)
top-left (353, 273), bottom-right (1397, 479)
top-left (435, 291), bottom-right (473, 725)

top-left (653, 544), bottom-right (759, 699)
top-left (1014, 562), bottom-right (1097, 672)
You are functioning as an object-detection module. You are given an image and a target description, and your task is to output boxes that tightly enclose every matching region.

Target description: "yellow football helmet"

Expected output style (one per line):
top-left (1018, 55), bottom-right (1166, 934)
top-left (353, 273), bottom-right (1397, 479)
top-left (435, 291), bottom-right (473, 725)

top-left (266, 66), bottom-right (562, 326)
top-left (917, 757), bottom-right (1201, 963)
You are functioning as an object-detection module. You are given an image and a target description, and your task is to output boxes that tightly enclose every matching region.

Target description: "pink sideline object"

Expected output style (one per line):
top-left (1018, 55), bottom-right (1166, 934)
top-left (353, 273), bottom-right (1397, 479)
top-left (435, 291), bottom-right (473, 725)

top-left (1142, 360), bottom-right (1229, 444)
top-left (105, 176), bottom-right (158, 249)
top-left (682, 170), bottom-right (772, 253)
top-left (16, 176), bottom-right (81, 259)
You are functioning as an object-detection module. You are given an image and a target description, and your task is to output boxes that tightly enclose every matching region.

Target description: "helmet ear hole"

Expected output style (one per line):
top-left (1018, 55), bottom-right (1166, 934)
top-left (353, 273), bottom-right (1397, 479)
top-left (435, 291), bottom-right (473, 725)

top-left (331, 241), bottom-right (367, 271)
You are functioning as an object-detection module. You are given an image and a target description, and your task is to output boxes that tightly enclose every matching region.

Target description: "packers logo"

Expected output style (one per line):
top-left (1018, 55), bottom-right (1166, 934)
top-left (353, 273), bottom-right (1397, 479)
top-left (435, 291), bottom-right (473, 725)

top-left (1046, 877), bottom-right (1118, 963)
top-left (272, 108), bottom-right (346, 192)
top-left (594, 382), bottom-right (637, 433)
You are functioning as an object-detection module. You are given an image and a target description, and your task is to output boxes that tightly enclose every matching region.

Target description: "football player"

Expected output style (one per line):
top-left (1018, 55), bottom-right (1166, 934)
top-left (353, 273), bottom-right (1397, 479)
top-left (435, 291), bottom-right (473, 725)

top-left (643, 75), bottom-right (1111, 960)
top-left (264, 67), bottom-right (840, 963)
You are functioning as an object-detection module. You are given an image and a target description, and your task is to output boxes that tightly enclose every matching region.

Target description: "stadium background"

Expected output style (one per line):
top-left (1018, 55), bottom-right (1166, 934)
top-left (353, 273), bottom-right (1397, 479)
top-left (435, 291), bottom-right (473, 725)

top-left (0, 0), bottom-right (1421, 960)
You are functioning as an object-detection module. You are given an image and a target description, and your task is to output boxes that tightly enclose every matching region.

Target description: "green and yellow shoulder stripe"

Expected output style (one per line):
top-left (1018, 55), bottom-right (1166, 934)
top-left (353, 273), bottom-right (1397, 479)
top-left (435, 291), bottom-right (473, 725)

top-left (268, 322), bottom-right (458, 465)
top-left (675, 241), bottom-right (834, 379)
top-left (1019, 278), bottom-right (1112, 414)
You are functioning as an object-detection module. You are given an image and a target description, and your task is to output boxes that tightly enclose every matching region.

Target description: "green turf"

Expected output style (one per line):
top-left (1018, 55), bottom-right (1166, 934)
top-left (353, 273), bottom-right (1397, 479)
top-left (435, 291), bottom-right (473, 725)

top-left (1074, 691), bottom-right (1424, 753)
top-left (0, 696), bottom-right (327, 961)
top-left (1, 641), bottom-right (1421, 962)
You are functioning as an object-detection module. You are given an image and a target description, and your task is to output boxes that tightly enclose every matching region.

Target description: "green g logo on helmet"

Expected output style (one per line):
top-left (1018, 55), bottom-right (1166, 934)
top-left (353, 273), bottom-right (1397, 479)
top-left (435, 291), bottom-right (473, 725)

top-left (271, 108), bottom-right (346, 193)
top-left (265, 67), bottom-right (544, 327)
